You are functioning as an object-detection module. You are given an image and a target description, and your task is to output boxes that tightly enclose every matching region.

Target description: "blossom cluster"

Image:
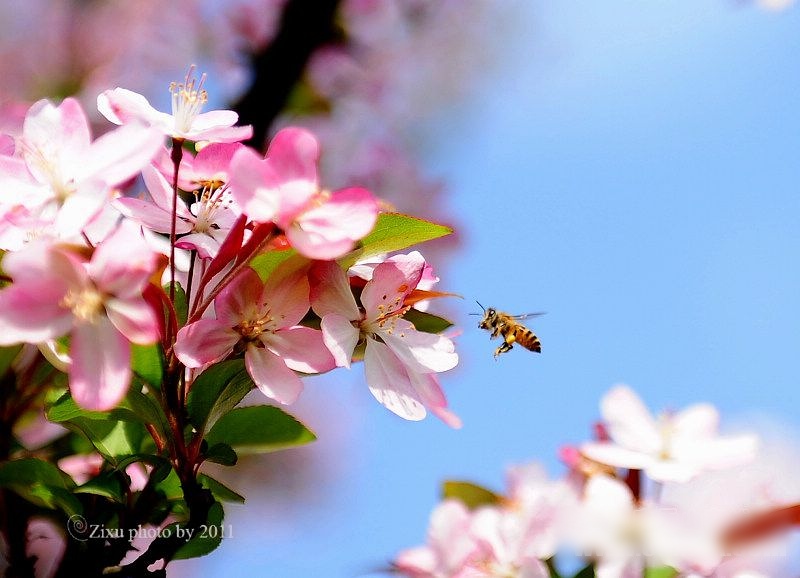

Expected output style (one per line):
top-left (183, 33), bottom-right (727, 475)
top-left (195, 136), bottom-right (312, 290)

top-left (394, 386), bottom-right (798, 578)
top-left (0, 68), bottom-right (459, 423)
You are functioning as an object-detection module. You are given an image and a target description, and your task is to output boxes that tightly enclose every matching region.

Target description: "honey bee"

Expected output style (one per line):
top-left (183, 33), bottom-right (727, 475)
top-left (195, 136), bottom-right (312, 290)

top-left (472, 302), bottom-right (543, 359)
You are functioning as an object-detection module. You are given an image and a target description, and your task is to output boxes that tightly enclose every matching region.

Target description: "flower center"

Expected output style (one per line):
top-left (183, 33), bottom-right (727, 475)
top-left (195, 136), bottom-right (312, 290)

top-left (169, 66), bottom-right (208, 134)
top-left (61, 287), bottom-right (105, 323)
top-left (191, 185), bottom-right (233, 234)
top-left (235, 309), bottom-right (278, 343)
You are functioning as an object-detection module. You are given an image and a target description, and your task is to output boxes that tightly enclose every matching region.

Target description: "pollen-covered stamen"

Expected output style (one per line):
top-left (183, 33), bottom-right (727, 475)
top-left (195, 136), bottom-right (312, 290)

top-left (60, 287), bottom-right (105, 323)
top-left (191, 184), bottom-right (233, 234)
top-left (234, 309), bottom-right (279, 342)
top-left (169, 66), bottom-right (208, 134)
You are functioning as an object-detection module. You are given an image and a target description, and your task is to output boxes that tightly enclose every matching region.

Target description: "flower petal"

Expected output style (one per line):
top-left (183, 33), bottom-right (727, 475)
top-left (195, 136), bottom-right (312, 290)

top-left (265, 326), bottom-right (335, 373)
top-left (261, 262), bottom-right (311, 328)
top-left (600, 385), bottom-right (661, 454)
top-left (174, 319), bottom-right (239, 368)
top-left (228, 146), bottom-right (281, 223)
top-left (364, 338), bottom-right (426, 421)
top-left (105, 298), bottom-right (159, 345)
top-left (0, 284), bottom-right (72, 345)
top-left (381, 318), bottom-right (458, 373)
top-left (115, 197), bottom-right (192, 234)
top-left (245, 345), bottom-right (303, 405)
top-left (69, 318), bottom-right (130, 411)
top-left (214, 268), bottom-right (264, 325)
top-left (97, 88), bottom-right (165, 127)
top-left (266, 127), bottom-right (319, 184)
top-left (309, 260), bottom-right (360, 320)
top-left (320, 313), bottom-right (360, 368)
top-left (361, 254), bottom-right (425, 318)
top-left (89, 222), bottom-right (158, 298)
top-left (80, 123), bottom-right (162, 186)
top-left (580, 442), bottom-right (654, 471)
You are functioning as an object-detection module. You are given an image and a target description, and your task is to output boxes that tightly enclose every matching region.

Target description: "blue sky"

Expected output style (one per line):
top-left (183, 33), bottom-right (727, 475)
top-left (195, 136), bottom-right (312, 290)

top-left (176, 2), bottom-right (800, 576)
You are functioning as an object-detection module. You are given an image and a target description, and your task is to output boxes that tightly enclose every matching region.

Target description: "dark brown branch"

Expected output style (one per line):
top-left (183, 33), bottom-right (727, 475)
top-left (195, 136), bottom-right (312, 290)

top-left (233, 0), bottom-right (343, 150)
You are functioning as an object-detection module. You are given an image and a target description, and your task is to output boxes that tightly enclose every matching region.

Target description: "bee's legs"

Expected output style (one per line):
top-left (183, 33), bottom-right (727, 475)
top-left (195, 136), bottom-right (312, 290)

top-left (493, 342), bottom-right (513, 358)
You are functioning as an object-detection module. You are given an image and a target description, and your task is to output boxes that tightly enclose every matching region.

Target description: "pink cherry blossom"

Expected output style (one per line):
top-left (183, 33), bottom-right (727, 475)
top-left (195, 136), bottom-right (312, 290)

top-left (309, 252), bottom-right (459, 425)
top-left (174, 266), bottom-right (335, 405)
top-left (395, 500), bottom-right (482, 578)
top-left (0, 223), bottom-right (160, 410)
top-left (116, 165), bottom-right (240, 259)
top-left (229, 127), bottom-right (379, 259)
top-left (97, 66), bottom-right (252, 143)
top-left (0, 97), bottom-right (162, 243)
top-left (467, 506), bottom-right (551, 578)
top-left (581, 385), bottom-right (758, 483)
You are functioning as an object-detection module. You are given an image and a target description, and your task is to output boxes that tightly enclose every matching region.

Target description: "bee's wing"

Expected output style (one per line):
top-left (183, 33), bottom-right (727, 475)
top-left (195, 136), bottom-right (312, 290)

top-left (509, 312), bottom-right (546, 320)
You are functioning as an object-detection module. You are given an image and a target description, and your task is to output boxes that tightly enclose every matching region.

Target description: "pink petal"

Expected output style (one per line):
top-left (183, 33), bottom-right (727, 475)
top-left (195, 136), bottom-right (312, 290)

top-left (381, 319), bottom-right (458, 373)
top-left (115, 197), bottom-right (192, 234)
top-left (228, 146), bottom-right (281, 223)
top-left (261, 262), bottom-right (311, 328)
top-left (105, 297), bottom-right (159, 345)
top-left (309, 260), bottom-right (360, 320)
top-left (0, 284), bottom-right (72, 345)
top-left (672, 403), bottom-right (719, 441)
top-left (361, 256), bottom-right (424, 318)
top-left (394, 546), bottom-right (437, 574)
top-left (600, 385), bottom-right (661, 454)
top-left (80, 124), bottom-right (162, 186)
top-left (245, 345), bottom-right (304, 405)
top-left (185, 123), bottom-right (253, 144)
top-left (294, 187), bottom-right (377, 245)
top-left (188, 110), bottom-right (240, 132)
top-left (191, 142), bottom-right (243, 179)
top-left (214, 268), bottom-right (264, 325)
top-left (676, 434), bottom-right (758, 472)
top-left (364, 339), bottom-right (426, 421)
top-left (408, 371), bottom-right (462, 428)
top-left (142, 165), bottom-right (194, 218)
top-left (266, 127), bottom-right (319, 184)
top-left (97, 88), bottom-right (164, 127)
top-left (285, 227), bottom-right (354, 260)
top-left (89, 222), bottom-right (157, 298)
top-left (174, 319), bottom-right (239, 368)
top-left (265, 326), bottom-right (335, 373)
top-left (320, 313), bottom-right (360, 368)
top-left (23, 99), bottom-right (90, 181)
top-left (175, 232), bottom-right (222, 259)
top-left (69, 318), bottom-right (131, 411)
top-left (52, 181), bottom-right (109, 237)
top-left (580, 442), bottom-right (654, 471)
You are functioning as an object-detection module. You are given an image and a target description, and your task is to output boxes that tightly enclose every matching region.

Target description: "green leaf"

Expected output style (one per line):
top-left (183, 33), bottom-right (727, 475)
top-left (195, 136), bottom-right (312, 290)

top-left (0, 458), bottom-right (72, 488)
top-left (441, 481), bottom-right (501, 510)
top-left (172, 501), bottom-right (225, 560)
top-left (198, 474), bottom-right (245, 504)
top-left (644, 568), bottom-right (679, 578)
top-left (338, 213), bottom-right (452, 269)
top-left (0, 459), bottom-right (80, 515)
top-left (203, 443), bottom-right (238, 466)
top-left (572, 565), bottom-right (595, 578)
top-left (75, 472), bottom-right (125, 503)
top-left (131, 343), bottom-right (165, 389)
top-left (154, 467), bottom-right (183, 501)
top-left (205, 406), bottom-right (316, 454)
top-left (0, 344), bottom-right (21, 376)
top-left (186, 360), bottom-right (254, 435)
top-left (249, 249), bottom-right (299, 281)
top-left (403, 309), bottom-right (453, 334)
top-left (167, 282), bottom-right (188, 326)
top-left (123, 389), bottom-right (170, 441)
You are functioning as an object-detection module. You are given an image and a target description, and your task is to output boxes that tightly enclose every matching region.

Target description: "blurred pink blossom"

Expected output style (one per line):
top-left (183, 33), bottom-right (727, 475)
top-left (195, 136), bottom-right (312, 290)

top-left (0, 223), bottom-right (160, 410)
top-left (581, 385), bottom-right (758, 483)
